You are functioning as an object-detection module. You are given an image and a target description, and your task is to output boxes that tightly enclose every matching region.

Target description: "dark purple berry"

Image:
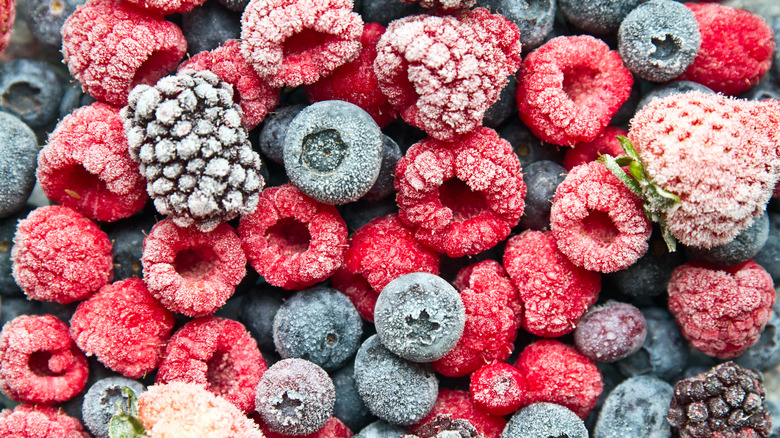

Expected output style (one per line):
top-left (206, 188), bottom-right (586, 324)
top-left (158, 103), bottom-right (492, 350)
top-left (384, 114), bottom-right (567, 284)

top-left (574, 301), bottom-right (647, 363)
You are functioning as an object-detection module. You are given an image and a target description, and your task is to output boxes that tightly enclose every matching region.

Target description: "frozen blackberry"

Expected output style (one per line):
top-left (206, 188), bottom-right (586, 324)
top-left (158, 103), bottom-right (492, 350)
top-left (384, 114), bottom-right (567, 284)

top-left (360, 0), bottom-right (421, 26)
top-left (0, 113), bottom-right (36, 220)
top-left (0, 59), bottom-right (64, 130)
top-left (558, 0), bottom-right (638, 35)
top-left (635, 81), bottom-right (713, 112)
top-left (273, 287), bottom-right (363, 371)
top-left (106, 214), bottom-right (156, 281)
top-left (258, 104), bottom-right (305, 165)
top-left (284, 101), bottom-right (384, 205)
top-left (617, 307), bottom-right (689, 382)
top-left (755, 212), bottom-right (780, 282)
top-left (374, 273), bottom-right (465, 363)
top-left (688, 211), bottom-right (770, 267)
top-left (518, 160), bottom-right (566, 231)
top-left (735, 309), bottom-right (780, 372)
top-left (357, 420), bottom-right (407, 438)
top-left (606, 228), bottom-right (686, 297)
top-left (502, 403), bottom-right (588, 438)
top-left (122, 69), bottom-right (265, 231)
top-left (332, 361), bottom-right (375, 432)
top-left (574, 301), bottom-right (647, 363)
top-left (594, 376), bottom-right (673, 438)
top-left (81, 376), bottom-right (145, 438)
top-left (238, 284), bottom-right (286, 352)
top-left (483, 76), bottom-right (517, 129)
top-left (668, 362), bottom-right (773, 438)
top-left (21, 0), bottom-right (85, 48)
top-left (498, 123), bottom-right (563, 169)
top-left (354, 335), bottom-right (438, 426)
top-left (362, 134), bottom-right (401, 202)
top-left (182, 2), bottom-right (240, 56)
top-left (475, 0), bottom-right (554, 49)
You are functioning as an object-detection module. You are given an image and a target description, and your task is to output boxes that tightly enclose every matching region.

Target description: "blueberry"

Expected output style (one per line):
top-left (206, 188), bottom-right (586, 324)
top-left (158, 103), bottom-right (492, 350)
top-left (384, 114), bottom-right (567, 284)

top-left (382, 118), bottom-right (426, 154)
top-left (574, 301), bottom-right (647, 363)
top-left (519, 160), bottom-right (566, 231)
top-left (616, 307), bottom-right (689, 382)
top-left (22, 0), bottom-right (86, 48)
top-left (238, 284), bottom-right (286, 352)
top-left (106, 214), bottom-right (156, 281)
top-left (741, 79), bottom-right (780, 101)
top-left (636, 81), bottom-right (714, 112)
top-left (81, 377), bottom-right (146, 438)
top-left (0, 59), bottom-right (64, 130)
top-left (182, 2), bottom-right (241, 56)
top-left (755, 212), bottom-right (780, 283)
top-left (735, 309), bottom-right (780, 372)
top-left (58, 82), bottom-right (95, 119)
top-left (273, 286), bottom-right (363, 371)
top-left (374, 272), bottom-right (465, 363)
top-left (332, 361), bottom-right (375, 431)
top-left (558, 0), bottom-right (639, 35)
top-left (593, 375), bottom-right (673, 438)
top-left (337, 197), bottom-right (399, 231)
top-left (355, 420), bottom-right (407, 438)
top-left (0, 113), bottom-right (38, 218)
top-left (362, 134), bottom-right (402, 202)
top-left (610, 78), bottom-right (641, 127)
top-left (360, 0), bottom-right (421, 26)
top-left (499, 122), bottom-right (563, 169)
top-left (483, 76), bottom-right (517, 129)
top-left (259, 105), bottom-right (306, 164)
top-left (502, 403), bottom-right (588, 438)
top-left (687, 211), bottom-right (769, 267)
top-left (0, 206), bottom-right (33, 297)
top-left (475, 0), bottom-right (554, 50)
top-left (0, 297), bottom-right (42, 327)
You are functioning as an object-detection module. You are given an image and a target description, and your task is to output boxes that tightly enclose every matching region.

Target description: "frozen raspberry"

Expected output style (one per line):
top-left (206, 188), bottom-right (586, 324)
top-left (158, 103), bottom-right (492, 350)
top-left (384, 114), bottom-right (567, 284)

top-left (61, 0), bottom-right (187, 106)
top-left (156, 316), bottom-right (266, 413)
top-left (562, 126), bottom-right (627, 171)
top-left (515, 340), bottom-right (603, 419)
top-left (516, 35), bottom-right (633, 146)
top-left (240, 0), bottom-right (363, 88)
top-left (432, 260), bottom-right (523, 377)
top-left (124, 0), bottom-right (205, 15)
top-left (0, 0), bottom-right (14, 54)
top-left (38, 102), bottom-right (147, 222)
top-left (469, 362), bottom-right (529, 417)
top-left (331, 214), bottom-right (440, 321)
top-left (256, 415), bottom-right (353, 438)
top-left (11, 206), bottom-right (113, 304)
top-left (0, 315), bottom-right (89, 404)
top-left (374, 9), bottom-right (522, 141)
top-left (69, 278), bottom-right (176, 379)
top-left (238, 184), bottom-right (347, 291)
top-left (411, 389), bottom-right (506, 438)
top-left (0, 404), bottom-right (90, 438)
top-left (667, 260), bottom-right (776, 359)
top-left (142, 218), bottom-right (246, 317)
top-left (138, 382), bottom-right (264, 438)
top-left (180, 40), bottom-right (280, 130)
top-left (502, 230), bottom-right (600, 337)
top-left (305, 23), bottom-right (396, 128)
top-left (677, 3), bottom-right (775, 95)
top-left (395, 127), bottom-right (526, 257)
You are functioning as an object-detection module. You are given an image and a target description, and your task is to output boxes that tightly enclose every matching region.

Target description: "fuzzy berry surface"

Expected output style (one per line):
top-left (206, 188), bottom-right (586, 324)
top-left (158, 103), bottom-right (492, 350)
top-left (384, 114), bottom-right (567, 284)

top-left (562, 126), bottom-right (627, 171)
top-left (469, 362), bottom-right (529, 417)
top-left (0, 0), bottom-right (14, 54)
top-left (0, 404), bottom-right (90, 438)
top-left (256, 415), bottom-right (354, 438)
top-left (411, 389), bottom-right (506, 438)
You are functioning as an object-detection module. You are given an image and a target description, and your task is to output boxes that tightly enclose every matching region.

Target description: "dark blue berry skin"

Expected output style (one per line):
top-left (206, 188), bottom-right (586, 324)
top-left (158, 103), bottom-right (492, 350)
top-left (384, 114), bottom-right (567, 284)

top-left (382, 119), bottom-right (426, 154)
top-left (360, 0), bottom-right (421, 26)
top-left (0, 298), bottom-right (42, 327)
top-left (735, 308), bottom-right (780, 372)
top-left (616, 307), bottom-right (688, 382)
top-left (58, 82), bottom-right (96, 119)
top-left (182, 2), bottom-right (241, 56)
top-left (755, 212), bottom-right (780, 283)
top-left (741, 79), bottom-right (780, 101)
top-left (503, 403), bottom-right (588, 438)
top-left (606, 228), bottom-right (685, 298)
top-left (362, 135), bottom-right (402, 202)
top-left (331, 361), bottom-right (375, 431)
top-left (594, 375), bottom-right (673, 438)
top-left (356, 420), bottom-right (407, 438)
top-left (81, 377), bottom-right (146, 438)
top-left (0, 59), bottom-right (64, 130)
top-left (106, 214), bottom-right (156, 281)
top-left (0, 206), bottom-right (33, 297)
top-left (337, 197), bottom-right (398, 232)
top-left (22, 0), bottom-right (86, 48)
top-left (238, 284), bottom-right (287, 352)
top-left (558, 0), bottom-right (639, 35)
top-left (687, 211), bottom-right (769, 267)
top-left (476, 0), bottom-right (554, 50)
top-left (259, 105), bottom-right (306, 164)
top-left (483, 76), bottom-right (517, 129)
top-left (636, 81), bottom-right (714, 112)
top-left (610, 78), bottom-right (641, 127)
top-left (772, 17), bottom-right (780, 84)
top-left (518, 160), bottom-right (566, 231)
top-left (216, 0), bottom-right (248, 11)
top-left (499, 122), bottom-right (564, 169)
top-left (0, 113), bottom-right (38, 219)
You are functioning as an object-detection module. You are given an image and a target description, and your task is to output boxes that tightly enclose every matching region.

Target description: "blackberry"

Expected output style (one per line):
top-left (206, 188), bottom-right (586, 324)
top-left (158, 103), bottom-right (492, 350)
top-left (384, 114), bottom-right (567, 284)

top-left (475, 0), bottom-right (554, 50)
top-left (122, 69), bottom-right (265, 232)
top-left (238, 284), bottom-right (286, 352)
top-left (755, 212), bottom-right (780, 282)
top-left (518, 160), bottom-right (567, 231)
top-left (735, 308), bottom-right (780, 372)
top-left (356, 420), bottom-right (407, 438)
top-left (0, 59), bottom-right (64, 130)
top-left (0, 113), bottom-right (37, 219)
top-left (687, 211), bottom-right (770, 267)
top-left (258, 104), bottom-right (305, 164)
top-left (502, 403), bottom-right (588, 438)
top-left (362, 134), bottom-right (401, 202)
top-left (405, 415), bottom-right (480, 438)
top-left (332, 361), bottom-right (375, 432)
top-left (181, 2), bottom-right (240, 56)
top-left (635, 81), bottom-right (713, 112)
top-left (498, 122), bottom-right (563, 169)
top-left (22, 0), bottom-right (85, 48)
top-left (81, 377), bottom-right (146, 438)
top-left (617, 307), bottom-right (688, 382)
top-left (667, 362), bottom-right (773, 438)
top-left (483, 76), bottom-right (517, 129)
top-left (558, 0), bottom-right (639, 35)
top-left (106, 213), bottom-right (157, 281)
top-left (594, 376), bottom-right (673, 438)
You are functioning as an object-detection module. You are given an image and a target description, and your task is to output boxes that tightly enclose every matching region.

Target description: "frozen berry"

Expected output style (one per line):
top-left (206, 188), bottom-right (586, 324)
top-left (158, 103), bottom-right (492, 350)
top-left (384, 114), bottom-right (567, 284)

top-left (558, 0), bottom-right (638, 35)
top-left (469, 362), bottom-right (528, 416)
top-left (0, 207), bottom-right (32, 297)
top-left (360, 0), bottom-right (419, 27)
top-left (574, 301), bottom-right (647, 363)
top-left (635, 80), bottom-right (714, 112)
top-left (332, 361), bottom-right (374, 432)
top-left (475, 0), bottom-right (555, 50)
top-left (502, 403), bottom-right (588, 438)
top-left (405, 415), bottom-right (480, 438)
top-left (238, 285), bottom-right (286, 352)
top-left (616, 307), bottom-right (689, 382)
top-left (356, 420), bottom-right (405, 438)
top-left (0, 0), bottom-right (14, 54)
top-left (258, 105), bottom-right (305, 164)
top-left (605, 229), bottom-right (686, 298)
top-left (735, 308), bottom-right (780, 373)
top-left (0, 59), bottom-right (63, 130)
top-left (411, 389), bottom-right (506, 438)
top-left (106, 214), bottom-right (156, 281)
top-left (21, 0), bottom-right (84, 48)
top-left (594, 375), bottom-right (673, 438)
top-left (182, 2), bottom-right (240, 55)
top-left (561, 126), bottom-right (627, 172)
top-left (0, 404), bottom-right (90, 437)
top-left (499, 123), bottom-right (564, 169)
top-left (482, 76), bottom-right (517, 129)
top-left (81, 376), bottom-right (145, 438)
top-left (0, 113), bottom-right (37, 219)
top-left (517, 161), bottom-right (566, 231)
top-left (362, 134), bottom-right (402, 202)
top-left (687, 211), bottom-right (770, 267)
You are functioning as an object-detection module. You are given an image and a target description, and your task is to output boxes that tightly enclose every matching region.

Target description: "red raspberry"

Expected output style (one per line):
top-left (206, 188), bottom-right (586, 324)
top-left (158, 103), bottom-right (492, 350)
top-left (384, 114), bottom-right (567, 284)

top-left (401, 0), bottom-right (475, 11)
top-left (411, 389), bottom-right (506, 438)
top-left (0, 0), bottom-right (14, 54)
top-left (432, 260), bottom-right (522, 377)
top-left (239, 184), bottom-right (348, 291)
top-left (395, 127), bottom-right (526, 257)
top-left (142, 218), bottom-right (246, 317)
top-left (0, 404), bottom-right (90, 438)
top-left (374, 9), bottom-right (522, 141)
top-left (515, 340), bottom-right (603, 419)
top-left (305, 23), bottom-right (397, 128)
top-left (502, 230), bottom-right (600, 337)
top-left (61, 0), bottom-right (187, 106)
top-left (0, 315), bottom-right (89, 405)
top-left (469, 362), bottom-right (529, 417)
top-left (240, 0), bottom-right (363, 88)
top-left (37, 102), bottom-right (147, 222)
top-left (550, 161), bottom-right (652, 273)
top-left (69, 278), bottom-right (176, 379)
top-left (677, 3), bottom-right (775, 95)
top-left (156, 316), bottom-right (267, 413)
top-left (331, 214), bottom-right (439, 321)
top-left (562, 126), bottom-right (627, 171)
top-left (255, 416), bottom-right (353, 438)
top-left (667, 260), bottom-right (776, 359)
top-left (124, 0), bottom-right (205, 15)
top-left (517, 35), bottom-right (633, 146)
top-left (11, 206), bottom-right (113, 304)
top-left (180, 40), bottom-right (280, 130)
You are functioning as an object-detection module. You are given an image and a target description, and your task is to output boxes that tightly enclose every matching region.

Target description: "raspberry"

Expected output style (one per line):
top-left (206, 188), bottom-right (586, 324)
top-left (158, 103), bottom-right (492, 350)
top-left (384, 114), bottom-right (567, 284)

top-left (515, 340), bottom-right (603, 419)
top-left (0, 0), bottom-right (14, 54)
top-left (677, 3), bottom-right (775, 96)
top-left (516, 35), bottom-right (633, 146)
top-left (502, 230), bottom-right (600, 337)
top-left (395, 127), bottom-right (526, 257)
top-left (69, 278), bottom-right (176, 379)
top-left (411, 389), bottom-right (506, 438)
top-left (0, 315), bottom-right (89, 404)
top-left (37, 102), bottom-right (147, 222)
top-left (550, 161), bottom-right (652, 273)
top-left (667, 260), bottom-right (776, 359)
top-left (142, 218), bottom-right (246, 317)
top-left (156, 316), bottom-right (266, 413)
top-left (432, 260), bottom-right (523, 377)
top-left (240, 0), bottom-right (363, 88)
top-left (180, 40), bottom-right (280, 130)
top-left (124, 0), bottom-right (205, 15)
top-left (469, 362), bottom-right (529, 417)
top-left (11, 205), bottom-right (113, 304)
top-left (238, 184), bottom-right (347, 290)
top-left (374, 9), bottom-right (522, 141)
top-left (61, 0), bottom-right (187, 106)
top-left (305, 23), bottom-right (397, 128)
top-left (0, 404), bottom-right (90, 438)
top-left (561, 126), bottom-right (627, 171)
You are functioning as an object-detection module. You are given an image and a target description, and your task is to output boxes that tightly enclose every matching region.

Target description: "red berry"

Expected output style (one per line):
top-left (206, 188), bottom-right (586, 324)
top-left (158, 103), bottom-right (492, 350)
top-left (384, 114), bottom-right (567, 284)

top-left (562, 126), bottom-right (628, 171)
top-left (469, 362), bottom-right (529, 417)
top-left (0, 404), bottom-right (90, 438)
top-left (124, 0), bottom-right (205, 15)
top-left (0, 0), bottom-right (15, 54)
top-left (0, 315), bottom-right (89, 405)
top-left (410, 389), bottom-right (506, 438)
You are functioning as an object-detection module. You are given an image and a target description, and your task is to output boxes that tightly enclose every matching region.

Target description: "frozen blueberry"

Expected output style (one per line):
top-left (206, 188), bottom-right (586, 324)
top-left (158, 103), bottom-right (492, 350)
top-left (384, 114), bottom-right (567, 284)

top-left (273, 286), bottom-right (363, 371)
top-left (483, 76), bottom-right (517, 128)
top-left (382, 118), bottom-right (426, 154)
top-left (356, 420), bottom-right (407, 438)
top-left (361, 0), bottom-right (421, 26)
top-left (0, 113), bottom-right (38, 218)
top-left (22, 0), bottom-right (86, 48)
top-left (636, 81), bottom-right (714, 112)
top-left (362, 134), bottom-right (402, 202)
top-left (755, 212), bottom-right (780, 282)
top-left (182, 2), bottom-right (241, 56)
top-left (616, 307), bottom-right (688, 382)
top-left (0, 297), bottom-right (42, 327)
top-left (374, 272), bottom-right (465, 363)
top-left (687, 211), bottom-right (769, 267)
top-left (106, 214), bottom-right (156, 281)
top-left (354, 335), bottom-right (438, 426)
top-left (82, 377), bottom-right (146, 438)
top-left (58, 82), bottom-right (95, 119)
top-left (0, 59), bottom-right (64, 130)
top-left (238, 285), bottom-right (286, 352)
top-left (475, 0), bottom-right (554, 50)
top-left (502, 403), bottom-right (588, 438)
top-left (519, 160), bottom-right (566, 231)
top-left (610, 78), bottom-right (641, 127)
top-left (735, 309), bottom-right (780, 372)
top-left (742, 79), bottom-right (780, 101)
top-left (499, 122), bottom-right (564, 169)
top-left (259, 105), bottom-right (306, 164)
top-left (606, 228), bottom-right (686, 297)
top-left (558, 0), bottom-right (639, 35)
top-left (332, 361), bottom-right (375, 431)
top-left (594, 375), bottom-right (673, 438)
top-left (0, 206), bottom-right (33, 297)
top-left (284, 101), bottom-right (384, 205)
top-left (574, 301), bottom-right (647, 363)
top-left (337, 197), bottom-right (399, 231)
top-left (216, 0), bottom-right (248, 11)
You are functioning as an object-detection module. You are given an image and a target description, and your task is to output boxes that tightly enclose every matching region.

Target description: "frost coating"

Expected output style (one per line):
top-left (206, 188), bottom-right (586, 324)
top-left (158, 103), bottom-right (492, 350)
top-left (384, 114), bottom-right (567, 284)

top-left (502, 403), bottom-right (587, 438)
top-left (594, 376), bottom-right (673, 438)
top-left (82, 377), bottom-right (146, 438)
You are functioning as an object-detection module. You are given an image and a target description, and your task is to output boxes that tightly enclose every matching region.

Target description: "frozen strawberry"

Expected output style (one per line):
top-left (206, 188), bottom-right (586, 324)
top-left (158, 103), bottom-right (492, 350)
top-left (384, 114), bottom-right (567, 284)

top-left (562, 126), bottom-right (628, 171)
top-left (410, 389), bottom-right (506, 438)
top-left (0, 404), bottom-right (90, 438)
top-left (469, 363), bottom-right (529, 417)
top-left (0, 0), bottom-right (14, 54)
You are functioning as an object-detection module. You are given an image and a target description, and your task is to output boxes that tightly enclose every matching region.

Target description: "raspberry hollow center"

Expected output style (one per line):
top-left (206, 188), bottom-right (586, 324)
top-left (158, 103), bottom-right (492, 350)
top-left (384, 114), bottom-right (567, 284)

top-left (174, 246), bottom-right (219, 280)
top-left (301, 129), bottom-right (348, 174)
top-left (283, 29), bottom-right (338, 61)
top-left (562, 66), bottom-right (601, 107)
top-left (439, 179), bottom-right (490, 222)
top-left (206, 349), bottom-right (236, 396)
top-left (29, 351), bottom-right (62, 377)
top-left (61, 164), bottom-right (107, 200)
top-left (581, 210), bottom-right (619, 246)
top-left (267, 218), bottom-right (311, 256)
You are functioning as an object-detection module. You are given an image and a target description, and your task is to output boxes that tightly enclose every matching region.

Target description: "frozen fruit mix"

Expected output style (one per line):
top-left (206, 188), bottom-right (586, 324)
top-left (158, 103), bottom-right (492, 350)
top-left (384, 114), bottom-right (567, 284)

top-left (0, 0), bottom-right (779, 436)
